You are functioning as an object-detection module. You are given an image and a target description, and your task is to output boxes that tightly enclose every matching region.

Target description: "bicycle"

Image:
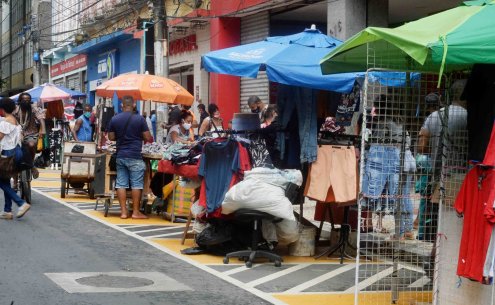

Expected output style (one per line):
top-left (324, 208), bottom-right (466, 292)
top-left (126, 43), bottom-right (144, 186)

top-left (17, 168), bottom-right (32, 204)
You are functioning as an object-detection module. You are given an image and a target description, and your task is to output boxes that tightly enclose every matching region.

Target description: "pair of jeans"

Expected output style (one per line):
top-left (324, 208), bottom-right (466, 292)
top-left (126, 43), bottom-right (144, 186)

top-left (116, 158), bottom-right (145, 189)
top-left (0, 148), bottom-right (25, 213)
top-left (362, 145), bottom-right (400, 212)
top-left (399, 174), bottom-right (414, 234)
top-left (276, 84), bottom-right (318, 163)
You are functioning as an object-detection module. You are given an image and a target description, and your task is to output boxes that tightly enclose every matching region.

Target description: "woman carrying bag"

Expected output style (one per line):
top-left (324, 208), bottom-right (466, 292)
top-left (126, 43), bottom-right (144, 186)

top-left (0, 98), bottom-right (31, 219)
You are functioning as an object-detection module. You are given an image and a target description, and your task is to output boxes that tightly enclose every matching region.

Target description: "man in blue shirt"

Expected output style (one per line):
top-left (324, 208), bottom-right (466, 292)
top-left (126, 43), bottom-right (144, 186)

top-left (72, 104), bottom-right (93, 142)
top-left (108, 96), bottom-right (152, 219)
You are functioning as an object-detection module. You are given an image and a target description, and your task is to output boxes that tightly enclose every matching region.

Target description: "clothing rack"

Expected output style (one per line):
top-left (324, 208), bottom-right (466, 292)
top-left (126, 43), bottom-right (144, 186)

top-left (318, 133), bottom-right (361, 148)
top-left (315, 204), bottom-right (356, 264)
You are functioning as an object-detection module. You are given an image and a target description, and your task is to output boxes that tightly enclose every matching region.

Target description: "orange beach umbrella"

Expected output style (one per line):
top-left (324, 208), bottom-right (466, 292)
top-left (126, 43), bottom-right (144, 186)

top-left (95, 74), bottom-right (194, 106)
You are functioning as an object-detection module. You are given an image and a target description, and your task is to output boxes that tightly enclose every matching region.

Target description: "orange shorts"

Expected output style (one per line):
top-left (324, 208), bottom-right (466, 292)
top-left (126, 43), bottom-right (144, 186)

top-left (305, 145), bottom-right (357, 203)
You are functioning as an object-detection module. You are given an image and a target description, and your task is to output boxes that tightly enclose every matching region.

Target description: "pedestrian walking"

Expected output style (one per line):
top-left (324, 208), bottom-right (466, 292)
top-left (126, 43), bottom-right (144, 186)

top-left (0, 98), bottom-right (31, 219)
top-left (108, 96), bottom-right (152, 219)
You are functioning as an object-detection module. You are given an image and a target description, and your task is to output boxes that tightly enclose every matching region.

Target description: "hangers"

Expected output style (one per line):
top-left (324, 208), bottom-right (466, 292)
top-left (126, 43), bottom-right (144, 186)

top-left (318, 132), bottom-right (360, 148)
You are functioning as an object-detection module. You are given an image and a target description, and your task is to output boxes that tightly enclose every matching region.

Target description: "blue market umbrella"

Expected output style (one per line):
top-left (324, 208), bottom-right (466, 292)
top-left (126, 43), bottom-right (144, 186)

top-left (202, 26), bottom-right (364, 93)
top-left (11, 83), bottom-right (86, 103)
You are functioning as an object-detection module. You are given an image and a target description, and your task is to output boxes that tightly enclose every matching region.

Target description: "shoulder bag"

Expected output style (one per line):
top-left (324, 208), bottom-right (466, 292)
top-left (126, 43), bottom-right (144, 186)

top-left (109, 113), bottom-right (134, 171)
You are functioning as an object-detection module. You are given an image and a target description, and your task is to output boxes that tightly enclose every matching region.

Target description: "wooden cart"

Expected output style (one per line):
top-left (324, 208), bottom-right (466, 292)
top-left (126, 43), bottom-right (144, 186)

top-left (60, 142), bottom-right (105, 199)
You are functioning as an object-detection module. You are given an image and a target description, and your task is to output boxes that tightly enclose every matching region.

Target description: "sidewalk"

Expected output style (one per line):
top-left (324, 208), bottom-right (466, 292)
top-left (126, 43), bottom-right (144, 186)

top-left (32, 169), bottom-right (432, 305)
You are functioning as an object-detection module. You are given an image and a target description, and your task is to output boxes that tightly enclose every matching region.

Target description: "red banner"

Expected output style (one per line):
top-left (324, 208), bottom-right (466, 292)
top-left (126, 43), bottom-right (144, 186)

top-left (169, 34), bottom-right (198, 56)
top-left (50, 54), bottom-right (87, 77)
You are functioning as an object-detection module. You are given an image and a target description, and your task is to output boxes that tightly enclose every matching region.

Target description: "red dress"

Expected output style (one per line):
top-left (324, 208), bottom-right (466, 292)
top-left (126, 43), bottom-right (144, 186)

top-left (455, 166), bottom-right (495, 282)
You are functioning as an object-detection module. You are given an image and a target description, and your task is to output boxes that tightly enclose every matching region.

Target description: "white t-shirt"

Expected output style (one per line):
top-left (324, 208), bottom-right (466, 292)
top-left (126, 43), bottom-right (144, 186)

top-left (165, 124), bottom-right (190, 144)
top-left (0, 121), bottom-right (21, 150)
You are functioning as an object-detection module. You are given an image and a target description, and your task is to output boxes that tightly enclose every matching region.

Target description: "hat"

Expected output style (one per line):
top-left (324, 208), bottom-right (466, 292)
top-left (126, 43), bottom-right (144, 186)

top-left (425, 93), bottom-right (440, 105)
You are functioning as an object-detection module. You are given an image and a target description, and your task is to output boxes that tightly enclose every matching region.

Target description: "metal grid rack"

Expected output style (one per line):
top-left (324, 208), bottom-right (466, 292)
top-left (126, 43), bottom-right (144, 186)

top-left (353, 41), bottom-right (472, 304)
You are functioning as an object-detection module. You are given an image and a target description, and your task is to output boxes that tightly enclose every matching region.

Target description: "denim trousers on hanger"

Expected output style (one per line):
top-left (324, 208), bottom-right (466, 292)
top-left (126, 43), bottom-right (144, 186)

top-left (362, 145), bottom-right (401, 212)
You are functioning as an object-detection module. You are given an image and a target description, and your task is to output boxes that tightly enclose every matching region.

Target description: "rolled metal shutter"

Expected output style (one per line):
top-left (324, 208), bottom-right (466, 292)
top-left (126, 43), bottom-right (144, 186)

top-left (240, 11), bottom-right (269, 113)
top-left (53, 78), bottom-right (65, 87)
top-left (66, 74), bottom-right (81, 91)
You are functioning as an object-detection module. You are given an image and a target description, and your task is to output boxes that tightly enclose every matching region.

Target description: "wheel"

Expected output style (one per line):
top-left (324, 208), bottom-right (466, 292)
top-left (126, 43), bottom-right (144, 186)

top-left (274, 260), bottom-right (282, 267)
top-left (61, 178), bottom-right (66, 198)
top-left (20, 181), bottom-right (31, 204)
top-left (223, 257), bottom-right (229, 264)
top-left (104, 199), bottom-right (110, 217)
top-left (245, 261), bottom-right (253, 268)
top-left (88, 184), bottom-right (95, 199)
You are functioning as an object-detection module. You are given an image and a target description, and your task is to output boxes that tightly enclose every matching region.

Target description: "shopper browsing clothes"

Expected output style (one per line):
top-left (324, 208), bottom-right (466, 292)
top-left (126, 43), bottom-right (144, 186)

top-left (71, 104), bottom-right (93, 142)
top-left (417, 80), bottom-right (468, 241)
top-left (198, 104), bottom-right (224, 137)
top-left (165, 110), bottom-right (195, 144)
top-left (0, 98), bottom-right (31, 219)
top-left (247, 95), bottom-right (268, 121)
top-left (108, 96), bottom-right (152, 219)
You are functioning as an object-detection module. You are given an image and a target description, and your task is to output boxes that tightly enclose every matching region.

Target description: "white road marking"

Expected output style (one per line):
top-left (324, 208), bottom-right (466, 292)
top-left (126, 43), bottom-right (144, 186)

top-left (144, 232), bottom-right (183, 239)
top-left (246, 264), bottom-right (309, 288)
top-left (344, 266), bottom-right (395, 293)
top-left (282, 264), bottom-right (356, 294)
top-left (223, 265), bottom-right (260, 276)
top-left (132, 226), bottom-right (182, 234)
top-left (408, 275), bottom-right (431, 288)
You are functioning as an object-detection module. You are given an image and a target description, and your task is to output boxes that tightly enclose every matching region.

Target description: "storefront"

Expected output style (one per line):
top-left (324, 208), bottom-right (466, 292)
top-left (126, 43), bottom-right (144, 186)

top-left (71, 28), bottom-right (142, 108)
top-left (49, 54), bottom-right (87, 93)
top-left (167, 22), bottom-right (211, 118)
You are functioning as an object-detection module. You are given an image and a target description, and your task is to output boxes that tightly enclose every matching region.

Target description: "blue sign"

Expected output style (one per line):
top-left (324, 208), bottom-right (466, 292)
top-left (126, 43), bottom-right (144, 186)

top-left (97, 50), bottom-right (118, 79)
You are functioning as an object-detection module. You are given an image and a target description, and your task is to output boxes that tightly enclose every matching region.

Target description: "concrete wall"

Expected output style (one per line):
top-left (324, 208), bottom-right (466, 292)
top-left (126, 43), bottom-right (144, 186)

top-left (327, 0), bottom-right (388, 40)
top-left (437, 209), bottom-right (495, 305)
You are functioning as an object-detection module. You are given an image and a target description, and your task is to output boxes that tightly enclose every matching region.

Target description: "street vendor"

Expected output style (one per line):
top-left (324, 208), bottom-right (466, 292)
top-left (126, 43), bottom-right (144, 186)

top-left (165, 110), bottom-right (195, 144)
top-left (71, 104), bottom-right (93, 142)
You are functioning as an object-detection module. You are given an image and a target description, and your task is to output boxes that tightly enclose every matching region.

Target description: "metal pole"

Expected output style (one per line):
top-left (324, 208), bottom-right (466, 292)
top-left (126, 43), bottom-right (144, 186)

top-left (32, 0), bottom-right (41, 87)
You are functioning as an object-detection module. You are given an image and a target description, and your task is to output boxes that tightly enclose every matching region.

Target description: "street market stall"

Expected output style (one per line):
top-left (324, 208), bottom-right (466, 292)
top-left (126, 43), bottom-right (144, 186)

top-left (93, 73), bottom-right (194, 215)
top-left (319, 1), bottom-right (495, 304)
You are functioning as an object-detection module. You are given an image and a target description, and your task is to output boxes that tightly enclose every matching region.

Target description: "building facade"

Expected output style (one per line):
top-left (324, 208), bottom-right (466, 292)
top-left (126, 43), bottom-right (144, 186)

top-left (0, 0), bottom-right (51, 96)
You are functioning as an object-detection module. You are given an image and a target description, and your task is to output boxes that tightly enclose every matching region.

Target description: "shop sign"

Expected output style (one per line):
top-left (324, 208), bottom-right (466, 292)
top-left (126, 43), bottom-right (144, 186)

top-left (169, 34), bottom-right (198, 56)
top-left (50, 54), bottom-right (87, 78)
top-left (98, 50), bottom-right (118, 79)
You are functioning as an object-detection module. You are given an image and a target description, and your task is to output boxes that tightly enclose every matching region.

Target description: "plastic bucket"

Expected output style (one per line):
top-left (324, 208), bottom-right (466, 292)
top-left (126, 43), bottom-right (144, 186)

top-left (288, 226), bottom-right (316, 256)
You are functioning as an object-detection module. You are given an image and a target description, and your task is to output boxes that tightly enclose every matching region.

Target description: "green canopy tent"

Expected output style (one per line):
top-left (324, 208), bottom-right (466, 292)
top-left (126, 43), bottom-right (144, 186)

top-left (320, 0), bottom-right (495, 80)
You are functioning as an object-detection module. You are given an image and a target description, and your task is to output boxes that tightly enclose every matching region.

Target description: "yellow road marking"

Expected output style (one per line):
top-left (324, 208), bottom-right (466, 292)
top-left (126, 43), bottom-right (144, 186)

top-left (273, 291), bottom-right (432, 305)
top-left (85, 210), bottom-right (185, 226)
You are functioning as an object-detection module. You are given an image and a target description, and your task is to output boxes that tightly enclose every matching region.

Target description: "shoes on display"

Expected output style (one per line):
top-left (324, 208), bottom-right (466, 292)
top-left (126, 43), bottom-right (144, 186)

top-left (0, 212), bottom-right (13, 220)
top-left (16, 203), bottom-right (31, 218)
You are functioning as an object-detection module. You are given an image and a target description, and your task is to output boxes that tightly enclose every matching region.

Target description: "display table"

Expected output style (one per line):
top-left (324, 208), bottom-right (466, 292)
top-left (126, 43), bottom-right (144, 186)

top-left (142, 153), bottom-right (163, 196)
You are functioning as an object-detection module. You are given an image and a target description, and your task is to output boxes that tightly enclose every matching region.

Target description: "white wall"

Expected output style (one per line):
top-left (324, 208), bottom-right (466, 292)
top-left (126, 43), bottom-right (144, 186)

top-left (168, 25), bottom-right (211, 114)
top-left (437, 209), bottom-right (495, 305)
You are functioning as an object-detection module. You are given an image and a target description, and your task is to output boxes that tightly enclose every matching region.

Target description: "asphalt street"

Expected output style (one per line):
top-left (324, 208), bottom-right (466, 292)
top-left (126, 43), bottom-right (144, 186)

top-left (0, 191), bottom-right (270, 305)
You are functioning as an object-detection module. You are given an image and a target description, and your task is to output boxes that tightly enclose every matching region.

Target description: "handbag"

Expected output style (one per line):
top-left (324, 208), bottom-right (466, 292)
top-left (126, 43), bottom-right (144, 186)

top-left (36, 137), bottom-right (43, 152)
top-left (109, 113), bottom-right (134, 171)
top-left (0, 155), bottom-right (16, 180)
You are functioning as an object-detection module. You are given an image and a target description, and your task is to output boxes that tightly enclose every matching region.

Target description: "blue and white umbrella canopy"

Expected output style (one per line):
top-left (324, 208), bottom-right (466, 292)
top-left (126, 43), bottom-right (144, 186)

top-left (202, 27), bottom-right (364, 93)
top-left (11, 83), bottom-right (86, 103)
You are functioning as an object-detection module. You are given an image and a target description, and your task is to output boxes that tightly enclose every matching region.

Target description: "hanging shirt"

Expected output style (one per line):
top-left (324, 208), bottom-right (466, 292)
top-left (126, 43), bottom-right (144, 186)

top-left (198, 139), bottom-right (252, 216)
top-left (76, 115), bottom-right (93, 142)
top-left (199, 139), bottom-right (240, 213)
top-left (455, 166), bottom-right (495, 283)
